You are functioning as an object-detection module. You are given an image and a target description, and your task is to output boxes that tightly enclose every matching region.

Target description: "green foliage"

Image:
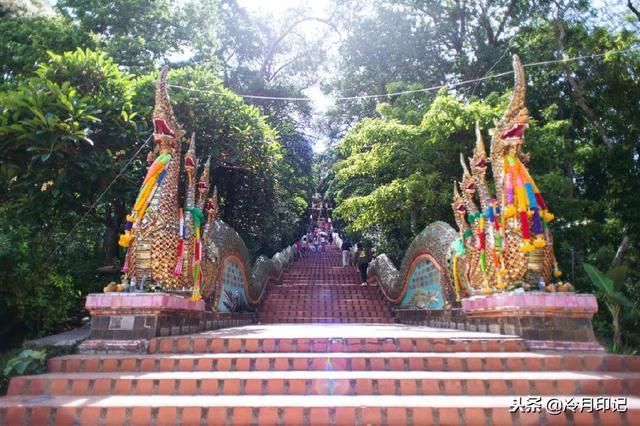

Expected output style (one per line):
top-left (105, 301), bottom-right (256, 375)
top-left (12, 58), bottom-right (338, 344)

top-left (0, 218), bottom-right (84, 349)
top-left (133, 66), bottom-right (310, 256)
top-left (327, 11), bottom-right (640, 350)
top-left (328, 0), bottom-right (590, 123)
top-left (0, 0), bottom-right (52, 18)
top-left (0, 349), bottom-right (47, 395)
top-left (1, 48), bottom-right (144, 223)
top-left (2, 0), bottom-right (638, 355)
top-left (0, 36), bottom-right (314, 350)
top-left (584, 263), bottom-right (633, 308)
top-left (330, 91), bottom-right (506, 261)
top-left (57, 0), bottom-right (206, 71)
top-left (2, 350), bottom-right (47, 377)
top-left (0, 49), bottom-right (145, 349)
top-left (0, 15), bottom-right (93, 85)
top-left (0, 345), bottom-right (75, 395)
top-left (584, 263), bottom-right (636, 352)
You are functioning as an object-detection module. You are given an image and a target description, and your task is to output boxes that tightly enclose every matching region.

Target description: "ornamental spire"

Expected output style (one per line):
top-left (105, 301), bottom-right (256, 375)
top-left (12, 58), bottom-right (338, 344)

top-left (153, 66), bottom-right (184, 150)
top-left (470, 121), bottom-right (487, 178)
top-left (197, 156), bottom-right (212, 210)
top-left (185, 133), bottom-right (197, 184)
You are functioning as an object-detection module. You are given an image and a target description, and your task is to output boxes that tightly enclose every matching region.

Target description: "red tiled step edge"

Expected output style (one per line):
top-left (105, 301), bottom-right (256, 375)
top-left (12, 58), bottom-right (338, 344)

top-left (255, 320), bottom-right (393, 323)
top-left (147, 336), bottom-right (527, 354)
top-left (1, 395), bottom-right (638, 426)
top-left (47, 352), bottom-right (640, 373)
top-left (8, 371), bottom-right (640, 397)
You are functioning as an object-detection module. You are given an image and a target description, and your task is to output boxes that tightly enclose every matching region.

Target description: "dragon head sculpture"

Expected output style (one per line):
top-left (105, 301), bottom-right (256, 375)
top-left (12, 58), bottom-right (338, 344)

top-left (117, 66), bottom-right (221, 294)
top-left (450, 54), bottom-right (563, 297)
top-left (153, 66), bottom-right (185, 154)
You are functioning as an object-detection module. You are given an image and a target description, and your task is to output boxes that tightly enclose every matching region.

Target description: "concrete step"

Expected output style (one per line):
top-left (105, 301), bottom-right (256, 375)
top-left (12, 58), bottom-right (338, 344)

top-left (8, 370), bottom-right (640, 397)
top-left (256, 318), bottom-right (395, 323)
top-left (148, 336), bottom-right (527, 354)
top-left (46, 352), bottom-right (640, 374)
top-left (1, 394), bottom-right (637, 425)
top-left (257, 313), bottom-right (393, 319)
top-left (256, 318), bottom-right (395, 324)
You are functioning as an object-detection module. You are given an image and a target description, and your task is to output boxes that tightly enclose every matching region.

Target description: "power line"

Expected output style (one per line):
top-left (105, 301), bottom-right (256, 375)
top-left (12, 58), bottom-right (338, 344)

top-left (469, 35), bottom-right (517, 99)
top-left (168, 46), bottom-right (639, 102)
top-left (50, 134), bottom-right (153, 259)
top-left (50, 45), bottom-right (639, 257)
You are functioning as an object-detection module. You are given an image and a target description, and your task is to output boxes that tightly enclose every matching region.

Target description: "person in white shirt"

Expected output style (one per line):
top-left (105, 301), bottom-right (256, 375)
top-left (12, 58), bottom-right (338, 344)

top-left (341, 239), bottom-right (353, 266)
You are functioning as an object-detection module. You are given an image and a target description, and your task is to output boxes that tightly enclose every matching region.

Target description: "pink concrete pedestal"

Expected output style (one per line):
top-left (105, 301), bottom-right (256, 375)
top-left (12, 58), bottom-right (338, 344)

top-left (80, 293), bottom-right (205, 353)
top-left (461, 292), bottom-right (603, 351)
top-left (85, 292), bottom-right (205, 313)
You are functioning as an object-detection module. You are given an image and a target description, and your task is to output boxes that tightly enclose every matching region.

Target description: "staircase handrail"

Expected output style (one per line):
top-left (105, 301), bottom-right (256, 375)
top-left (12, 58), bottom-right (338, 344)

top-left (200, 219), bottom-right (297, 311)
top-left (366, 221), bottom-right (458, 306)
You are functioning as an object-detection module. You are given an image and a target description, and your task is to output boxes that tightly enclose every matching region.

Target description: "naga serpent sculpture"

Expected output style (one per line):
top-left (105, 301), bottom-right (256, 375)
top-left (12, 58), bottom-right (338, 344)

top-left (117, 66), bottom-right (293, 310)
top-left (369, 55), bottom-right (569, 308)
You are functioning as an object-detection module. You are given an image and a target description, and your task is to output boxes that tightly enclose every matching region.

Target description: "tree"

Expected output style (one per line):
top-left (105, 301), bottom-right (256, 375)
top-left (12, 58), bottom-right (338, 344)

top-left (0, 15), bottom-right (93, 85)
top-left (0, 49), bottom-right (308, 347)
top-left (0, 0), bottom-right (52, 18)
top-left (329, 90), bottom-right (508, 260)
top-left (584, 263), bottom-right (635, 351)
top-left (56, 0), bottom-right (216, 71)
top-left (1, 49), bottom-right (146, 263)
top-left (325, 13), bottom-right (640, 351)
top-left (325, 0), bottom-right (590, 127)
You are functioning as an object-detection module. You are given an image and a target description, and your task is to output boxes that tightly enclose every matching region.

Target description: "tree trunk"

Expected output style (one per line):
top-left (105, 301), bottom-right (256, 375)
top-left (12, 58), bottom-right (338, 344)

top-left (410, 204), bottom-right (418, 235)
top-left (612, 303), bottom-right (623, 351)
top-left (554, 19), bottom-right (612, 150)
top-left (103, 199), bottom-right (126, 266)
top-left (610, 234), bottom-right (630, 269)
top-left (628, 0), bottom-right (640, 21)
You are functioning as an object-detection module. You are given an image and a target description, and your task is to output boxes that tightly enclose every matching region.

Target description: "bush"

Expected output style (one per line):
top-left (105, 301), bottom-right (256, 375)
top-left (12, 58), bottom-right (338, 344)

top-left (0, 345), bottom-right (75, 396)
top-left (3, 349), bottom-right (47, 377)
top-left (0, 349), bottom-right (46, 395)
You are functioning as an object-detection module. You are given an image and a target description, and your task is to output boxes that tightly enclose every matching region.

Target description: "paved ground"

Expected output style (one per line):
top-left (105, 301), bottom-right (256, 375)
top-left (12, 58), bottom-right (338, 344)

top-left (23, 326), bottom-right (90, 349)
top-left (192, 323), bottom-right (518, 339)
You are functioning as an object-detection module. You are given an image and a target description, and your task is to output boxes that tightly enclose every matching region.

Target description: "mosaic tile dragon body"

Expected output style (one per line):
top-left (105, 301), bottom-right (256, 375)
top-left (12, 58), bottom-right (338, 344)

top-left (116, 67), bottom-right (292, 309)
top-left (370, 55), bottom-right (569, 308)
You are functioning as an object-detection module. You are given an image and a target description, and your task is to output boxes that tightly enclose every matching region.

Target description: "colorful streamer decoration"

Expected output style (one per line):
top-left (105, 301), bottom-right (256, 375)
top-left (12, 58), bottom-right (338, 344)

top-left (452, 255), bottom-right (462, 301)
top-left (119, 154), bottom-right (172, 248)
top-left (188, 207), bottom-right (206, 300)
top-left (502, 154), bottom-right (554, 253)
top-left (174, 209), bottom-right (186, 276)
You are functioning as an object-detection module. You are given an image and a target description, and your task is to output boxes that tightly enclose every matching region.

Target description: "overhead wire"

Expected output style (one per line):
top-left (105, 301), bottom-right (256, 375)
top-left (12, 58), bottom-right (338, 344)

top-left (51, 45), bottom-right (638, 258)
top-left (49, 134), bottom-right (153, 260)
top-left (168, 46), bottom-right (638, 102)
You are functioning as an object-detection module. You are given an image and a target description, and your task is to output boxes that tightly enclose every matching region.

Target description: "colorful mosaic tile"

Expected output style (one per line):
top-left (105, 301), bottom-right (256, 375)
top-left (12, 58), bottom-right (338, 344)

top-left (400, 258), bottom-right (444, 309)
top-left (217, 260), bottom-right (249, 312)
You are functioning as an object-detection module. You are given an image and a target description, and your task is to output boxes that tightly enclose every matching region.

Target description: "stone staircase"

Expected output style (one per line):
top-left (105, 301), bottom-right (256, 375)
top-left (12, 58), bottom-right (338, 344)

top-left (258, 248), bottom-right (394, 324)
top-left (2, 323), bottom-right (640, 425)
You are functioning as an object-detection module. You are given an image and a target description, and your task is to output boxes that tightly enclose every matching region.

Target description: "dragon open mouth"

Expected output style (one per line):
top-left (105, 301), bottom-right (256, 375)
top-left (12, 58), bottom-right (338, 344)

top-left (474, 158), bottom-right (487, 170)
top-left (501, 123), bottom-right (526, 139)
top-left (465, 182), bottom-right (475, 193)
top-left (154, 118), bottom-right (176, 138)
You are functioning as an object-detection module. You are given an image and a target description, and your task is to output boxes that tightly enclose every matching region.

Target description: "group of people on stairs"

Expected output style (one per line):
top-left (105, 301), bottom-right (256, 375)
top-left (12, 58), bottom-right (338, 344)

top-left (293, 231), bottom-right (374, 287)
top-left (294, 230), bottom-right (334, 259)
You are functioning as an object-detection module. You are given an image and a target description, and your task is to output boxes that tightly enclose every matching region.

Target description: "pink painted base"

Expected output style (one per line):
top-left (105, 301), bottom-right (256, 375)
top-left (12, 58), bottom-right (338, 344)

top-left (86, 293), bottom-right (205, 313)
top-left (461, 292), bottom-right (598, 317)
